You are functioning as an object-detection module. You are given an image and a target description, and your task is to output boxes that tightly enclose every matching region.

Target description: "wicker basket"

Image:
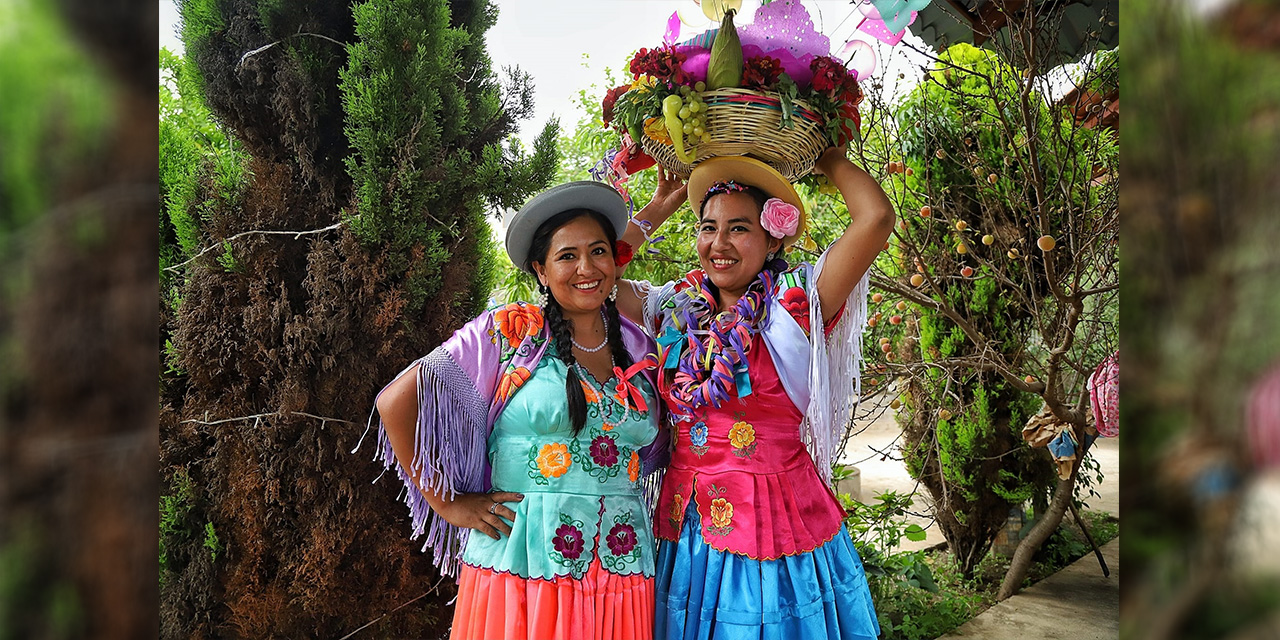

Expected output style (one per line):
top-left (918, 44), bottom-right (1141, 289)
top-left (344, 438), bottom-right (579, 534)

top-left (639, 88), bottom-right (830, 181)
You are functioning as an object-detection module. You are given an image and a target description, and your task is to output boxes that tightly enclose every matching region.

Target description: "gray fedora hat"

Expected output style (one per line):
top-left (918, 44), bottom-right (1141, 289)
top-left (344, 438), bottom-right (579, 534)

top-left (504, 181), bottom-right (629, 273)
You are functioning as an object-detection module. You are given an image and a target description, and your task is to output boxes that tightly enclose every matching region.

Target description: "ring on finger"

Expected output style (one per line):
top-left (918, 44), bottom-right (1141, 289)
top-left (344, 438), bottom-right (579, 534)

top-left (487, 501), bottom-right (498, 514)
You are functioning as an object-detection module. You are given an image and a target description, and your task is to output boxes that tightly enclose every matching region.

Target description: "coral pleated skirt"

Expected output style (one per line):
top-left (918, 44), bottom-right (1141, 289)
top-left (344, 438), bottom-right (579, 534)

top-left (451, 558), bottom-right (655, 640)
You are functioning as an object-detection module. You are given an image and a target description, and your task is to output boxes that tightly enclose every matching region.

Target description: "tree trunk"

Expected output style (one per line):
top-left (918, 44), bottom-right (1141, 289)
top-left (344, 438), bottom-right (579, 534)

top-left (996, 436), bottom-right (1087, 600)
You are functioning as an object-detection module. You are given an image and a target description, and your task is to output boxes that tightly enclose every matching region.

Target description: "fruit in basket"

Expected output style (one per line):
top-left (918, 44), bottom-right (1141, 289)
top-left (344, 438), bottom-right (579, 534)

top-left (706, 9), bottom-right (743, 90)
top-left (662, 94), bottom-right (695, 163)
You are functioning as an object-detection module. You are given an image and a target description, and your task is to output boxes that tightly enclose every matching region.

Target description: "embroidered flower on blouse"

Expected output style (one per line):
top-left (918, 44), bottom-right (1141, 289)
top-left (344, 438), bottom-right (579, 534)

top-left (606, 522), bottom-right (638, 556)
top-left (669, 493), bottom-right (684, 529)
top-left (727, 419), bottom-right (752, 455)
top-left (689, 421), bottom-right (709, 447)
top-left (710, 497), bottom-right (734, 529)
top-left (779, 287), bottom-right (810, 334)
top-left (552, 523), bottom-right (585, 560)
top-left (536, 443), bottom-right (572, 478)
top-left (495, 366), bottom-right (532, 402)
top-left (580, 380), bottom-right (602, 404)
top-left (627, 450), bottom-right (641, 483)
top-left (589, 435), bottom-right (620, 467)
top-left (495, 303), bottom-right (543, 349)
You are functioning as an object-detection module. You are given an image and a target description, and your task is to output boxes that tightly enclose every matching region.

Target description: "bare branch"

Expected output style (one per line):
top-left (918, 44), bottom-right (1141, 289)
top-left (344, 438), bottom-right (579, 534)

top-left (163, 221), bottom-right (345, 273)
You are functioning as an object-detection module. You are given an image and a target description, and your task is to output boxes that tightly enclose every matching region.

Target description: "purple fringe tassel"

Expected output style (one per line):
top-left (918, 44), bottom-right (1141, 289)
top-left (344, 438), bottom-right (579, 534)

top-left (372, 349), bottom-right (491, 577)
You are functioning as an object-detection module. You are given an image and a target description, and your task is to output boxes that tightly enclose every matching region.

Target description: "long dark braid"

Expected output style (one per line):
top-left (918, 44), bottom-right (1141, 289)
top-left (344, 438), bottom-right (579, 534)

top-left (604, 296), bottom-right (634, 374)
top-left (526, 207), bottom-right (629, 434)
top-left (541, 288), bottom-right (590, 433)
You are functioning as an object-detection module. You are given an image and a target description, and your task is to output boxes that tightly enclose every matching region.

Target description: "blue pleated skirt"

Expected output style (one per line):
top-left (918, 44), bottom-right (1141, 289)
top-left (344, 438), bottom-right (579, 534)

top-left (654, 504), bottom-right (880, 640)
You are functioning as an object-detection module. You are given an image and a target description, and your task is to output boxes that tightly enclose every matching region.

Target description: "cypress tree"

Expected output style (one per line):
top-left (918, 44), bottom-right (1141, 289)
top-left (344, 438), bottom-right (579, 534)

top-left (159, 0), bottom-right (557, 635)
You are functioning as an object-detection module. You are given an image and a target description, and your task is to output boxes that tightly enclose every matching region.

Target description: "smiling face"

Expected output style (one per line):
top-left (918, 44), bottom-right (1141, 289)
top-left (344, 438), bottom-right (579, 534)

top-left (531, 213), bottom-right (617, 317)
top-left (697, 191), bottom-right (782, 306)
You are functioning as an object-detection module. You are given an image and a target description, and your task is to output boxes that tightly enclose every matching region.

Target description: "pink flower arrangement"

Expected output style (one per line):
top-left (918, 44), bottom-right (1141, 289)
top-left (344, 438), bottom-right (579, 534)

top-left (760, 198), bottom-right (800, 239)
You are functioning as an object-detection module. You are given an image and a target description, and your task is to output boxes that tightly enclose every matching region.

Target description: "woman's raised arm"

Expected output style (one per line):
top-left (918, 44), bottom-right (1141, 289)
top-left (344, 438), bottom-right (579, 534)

top-left (812, 146), bottom-right (896, 323)
top-left (615, 168), bottom-right (687, 326)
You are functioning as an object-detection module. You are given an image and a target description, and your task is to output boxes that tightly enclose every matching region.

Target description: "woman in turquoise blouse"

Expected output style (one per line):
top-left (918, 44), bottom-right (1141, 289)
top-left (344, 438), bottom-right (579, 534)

top-left (373, 181), bottom-right (673, 639)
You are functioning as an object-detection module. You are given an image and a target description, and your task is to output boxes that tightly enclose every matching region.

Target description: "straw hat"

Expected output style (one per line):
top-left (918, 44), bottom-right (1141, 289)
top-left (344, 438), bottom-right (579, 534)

top-left (687, 156), bottom-right (807, 247)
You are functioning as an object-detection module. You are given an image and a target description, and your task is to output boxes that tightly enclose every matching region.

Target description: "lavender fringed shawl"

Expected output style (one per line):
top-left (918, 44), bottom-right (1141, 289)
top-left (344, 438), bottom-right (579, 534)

top-left (364, 303), bottom-right (668, 577)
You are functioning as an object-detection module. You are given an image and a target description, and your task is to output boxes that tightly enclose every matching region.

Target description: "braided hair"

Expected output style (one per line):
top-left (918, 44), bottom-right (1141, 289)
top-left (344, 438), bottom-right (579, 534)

top-left (527, 208), bottom-right (634, 434)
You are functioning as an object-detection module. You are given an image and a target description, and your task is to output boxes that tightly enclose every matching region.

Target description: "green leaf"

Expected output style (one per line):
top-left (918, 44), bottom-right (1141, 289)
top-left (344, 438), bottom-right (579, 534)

top-left (904, 523), bottom-right (927, 542)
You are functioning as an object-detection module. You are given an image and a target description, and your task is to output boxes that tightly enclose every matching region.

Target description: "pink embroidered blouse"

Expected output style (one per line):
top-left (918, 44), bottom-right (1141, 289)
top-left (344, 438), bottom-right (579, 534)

top-left (654, 334), bottom-right (845, 559)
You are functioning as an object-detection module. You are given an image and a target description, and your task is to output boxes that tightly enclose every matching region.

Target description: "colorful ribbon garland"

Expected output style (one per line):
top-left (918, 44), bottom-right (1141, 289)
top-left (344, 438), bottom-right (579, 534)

top-left (665, 267), bottom-right (777, 416)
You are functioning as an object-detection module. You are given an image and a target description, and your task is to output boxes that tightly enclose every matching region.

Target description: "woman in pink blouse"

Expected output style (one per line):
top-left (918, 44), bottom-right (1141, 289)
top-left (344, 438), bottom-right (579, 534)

top-left (616, 147), bottom-right (894, 639)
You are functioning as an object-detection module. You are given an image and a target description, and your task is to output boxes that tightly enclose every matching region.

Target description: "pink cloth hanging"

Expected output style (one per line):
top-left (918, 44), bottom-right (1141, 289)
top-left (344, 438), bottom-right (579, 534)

top-left (1248, 362), bottom-right (1280, 468)
top-left (1088, 351), bottom-right (1119, 438)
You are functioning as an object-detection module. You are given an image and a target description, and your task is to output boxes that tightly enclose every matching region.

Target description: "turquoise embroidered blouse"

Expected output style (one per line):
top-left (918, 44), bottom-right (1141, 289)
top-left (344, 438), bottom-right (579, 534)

top-left (461, 348), bottom-right (659, 580)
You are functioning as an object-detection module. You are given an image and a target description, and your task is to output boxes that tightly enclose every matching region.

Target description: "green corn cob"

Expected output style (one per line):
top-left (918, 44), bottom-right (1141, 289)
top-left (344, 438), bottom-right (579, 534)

top-left (705, 9), bottom-right (742, 90)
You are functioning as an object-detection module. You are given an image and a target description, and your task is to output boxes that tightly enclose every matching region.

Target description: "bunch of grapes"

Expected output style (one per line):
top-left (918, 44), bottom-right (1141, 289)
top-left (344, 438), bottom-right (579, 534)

top-left (676, 82), bottom-right (712, 147)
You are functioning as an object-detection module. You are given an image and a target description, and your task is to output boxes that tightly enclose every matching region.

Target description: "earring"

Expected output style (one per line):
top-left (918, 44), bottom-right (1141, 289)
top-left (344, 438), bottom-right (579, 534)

top-left (538, 282), bottom-right (550, 306)
top-left (609, 283), bottom-right (618, 302)
top-left (766, 250), bottom-right (777, 263)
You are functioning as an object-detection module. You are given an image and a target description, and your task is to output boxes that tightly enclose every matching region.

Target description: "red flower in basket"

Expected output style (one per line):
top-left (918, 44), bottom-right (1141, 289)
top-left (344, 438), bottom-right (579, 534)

top-left (742, 55), bottom-right (783, 91)
top-left (601, 84), bottom-right (630, 127)
top-left (779, 287), bottom-right (810, 333)
top-left (836, 102), bottom-right (862, 145)
top-left (810, 56), bottom-right (850, 96)
top-left (630, 45), bottom-right (691, 86)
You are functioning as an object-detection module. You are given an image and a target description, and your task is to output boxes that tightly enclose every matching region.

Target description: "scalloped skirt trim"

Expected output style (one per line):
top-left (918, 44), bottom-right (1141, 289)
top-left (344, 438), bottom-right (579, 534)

top-left (452, 560), bottom-right (654, 640)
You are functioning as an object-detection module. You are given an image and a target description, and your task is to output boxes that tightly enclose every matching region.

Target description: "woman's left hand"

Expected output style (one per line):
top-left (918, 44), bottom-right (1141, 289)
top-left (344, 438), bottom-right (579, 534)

top-left (648, 167), bottom-right (689, 220)
top-left (812, 145), bottom-right (852, 177)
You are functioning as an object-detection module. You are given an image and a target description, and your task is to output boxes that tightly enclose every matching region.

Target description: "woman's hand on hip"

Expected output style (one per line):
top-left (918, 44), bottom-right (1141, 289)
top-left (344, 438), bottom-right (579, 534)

top-left (435, 491), bottom-right (524, 540)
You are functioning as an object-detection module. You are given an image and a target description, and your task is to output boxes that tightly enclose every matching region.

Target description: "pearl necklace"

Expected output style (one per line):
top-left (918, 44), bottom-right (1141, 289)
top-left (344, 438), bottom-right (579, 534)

top-left (571, 310), bottom-right (609, 353)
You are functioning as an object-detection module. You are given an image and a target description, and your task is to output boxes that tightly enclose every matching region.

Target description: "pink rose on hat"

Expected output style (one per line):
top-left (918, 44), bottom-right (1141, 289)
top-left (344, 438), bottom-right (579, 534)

top-left (760, 198), bottom-right (800, 239)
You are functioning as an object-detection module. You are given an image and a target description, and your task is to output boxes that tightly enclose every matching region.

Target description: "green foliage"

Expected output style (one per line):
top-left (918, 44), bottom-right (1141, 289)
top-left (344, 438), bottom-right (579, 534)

top-left (159, 46), bottom-right (247, 290)
top-left (874, 581), bottom-right (983, 640)
top-left (159, 468), bottom-right (197, 584)
top-left (843, 491), bottom-right (937, 594)
top-left (340, 0), bottom-right (559, 320)
top-left (880, 39), bottom-right (1115, 577)
top-left (0, 0), bottom-right (113, 237)
top-left (203, 522), bottom-right (221, 562)
top-left (1, 519), bottom-right (84, 640)
top-left (177, 0), bottom-right (226, 91)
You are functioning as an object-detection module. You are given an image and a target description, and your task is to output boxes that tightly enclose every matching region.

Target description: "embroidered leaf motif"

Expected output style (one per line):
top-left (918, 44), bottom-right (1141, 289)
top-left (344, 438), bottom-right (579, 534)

top-left (525, 444), bottom-right (549, 486)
